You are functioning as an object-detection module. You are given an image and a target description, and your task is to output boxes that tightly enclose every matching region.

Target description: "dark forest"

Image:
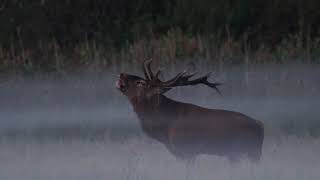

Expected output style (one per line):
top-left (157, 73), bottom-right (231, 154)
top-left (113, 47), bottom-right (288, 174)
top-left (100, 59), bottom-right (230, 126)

top-left (1, 0), bottom-right (320, 72)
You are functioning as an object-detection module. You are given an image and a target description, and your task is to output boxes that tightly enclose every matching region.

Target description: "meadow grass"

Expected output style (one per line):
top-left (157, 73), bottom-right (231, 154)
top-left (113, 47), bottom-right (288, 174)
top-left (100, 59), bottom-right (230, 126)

top-left (0, 63), bottom-right (319, 179)
top-left (1, 30), bottom-right (319, 74)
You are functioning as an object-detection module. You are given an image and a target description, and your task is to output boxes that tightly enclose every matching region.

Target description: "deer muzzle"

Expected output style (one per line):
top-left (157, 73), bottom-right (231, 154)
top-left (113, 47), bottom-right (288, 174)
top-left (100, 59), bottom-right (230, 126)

top-left (116, 74), bottom-right (127, 92)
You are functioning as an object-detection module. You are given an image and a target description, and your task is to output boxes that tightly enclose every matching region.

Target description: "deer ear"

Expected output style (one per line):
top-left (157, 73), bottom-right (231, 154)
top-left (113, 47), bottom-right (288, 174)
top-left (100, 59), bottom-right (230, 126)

top-left (146, 87), bottom-right (172, 97)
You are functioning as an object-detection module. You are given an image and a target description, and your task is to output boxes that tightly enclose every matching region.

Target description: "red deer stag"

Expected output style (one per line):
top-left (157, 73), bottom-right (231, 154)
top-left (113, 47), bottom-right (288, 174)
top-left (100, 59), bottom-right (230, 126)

top-left (116, 60), bottom-right (264, 162)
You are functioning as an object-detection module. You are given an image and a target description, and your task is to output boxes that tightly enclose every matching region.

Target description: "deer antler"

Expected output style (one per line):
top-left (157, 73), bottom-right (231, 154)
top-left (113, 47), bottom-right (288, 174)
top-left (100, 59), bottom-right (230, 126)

top-left (143, 58), bottom-right (162, 82)
top-left (164, 72), bottom-right (222, 95)
top-left (143, 59), bottom-right (154, 80)
top-left (141, 59), bottom-right (222, 94)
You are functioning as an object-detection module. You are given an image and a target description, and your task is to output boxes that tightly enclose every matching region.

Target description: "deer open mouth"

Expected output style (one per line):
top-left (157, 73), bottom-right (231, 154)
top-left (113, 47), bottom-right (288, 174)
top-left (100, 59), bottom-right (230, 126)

top-left (116, 79), bottom-right (128, 92)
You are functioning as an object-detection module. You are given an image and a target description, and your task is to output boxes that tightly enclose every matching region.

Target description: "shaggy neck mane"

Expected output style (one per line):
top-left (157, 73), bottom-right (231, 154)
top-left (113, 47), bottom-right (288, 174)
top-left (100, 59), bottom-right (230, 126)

top-left (129, 94), bottom-right (177, 142)
top-left (130, 95), bottom-right (163, 113)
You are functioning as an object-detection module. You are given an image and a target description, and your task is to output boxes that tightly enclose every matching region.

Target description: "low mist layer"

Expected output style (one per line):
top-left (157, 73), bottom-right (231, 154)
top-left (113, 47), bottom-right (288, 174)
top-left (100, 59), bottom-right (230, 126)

top-left (0, 63), bottom-right (319, 179)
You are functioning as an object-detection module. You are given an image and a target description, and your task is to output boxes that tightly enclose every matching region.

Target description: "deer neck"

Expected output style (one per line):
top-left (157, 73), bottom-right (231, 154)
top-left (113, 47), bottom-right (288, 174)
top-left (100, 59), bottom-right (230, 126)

top-left (129, 95), bottom-right (175, 142)
top-left (130, 94), bottom-right (167, 117)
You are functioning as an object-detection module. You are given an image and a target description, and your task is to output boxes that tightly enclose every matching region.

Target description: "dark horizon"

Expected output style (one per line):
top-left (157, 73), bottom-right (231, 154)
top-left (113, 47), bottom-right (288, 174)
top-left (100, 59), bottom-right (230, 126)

top-left (1, 0), bottom-right (320, 73)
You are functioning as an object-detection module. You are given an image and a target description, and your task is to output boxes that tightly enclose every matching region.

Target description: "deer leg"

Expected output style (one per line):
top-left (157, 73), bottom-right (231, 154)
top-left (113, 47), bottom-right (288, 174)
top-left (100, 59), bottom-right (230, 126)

top-left (184, 156), bottom-right (196, 180)
top-left (247, 142), bottom-right (262, 163)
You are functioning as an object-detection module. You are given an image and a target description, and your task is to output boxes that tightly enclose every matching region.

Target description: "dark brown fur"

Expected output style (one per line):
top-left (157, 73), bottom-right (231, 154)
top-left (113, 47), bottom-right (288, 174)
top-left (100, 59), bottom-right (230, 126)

top-left (130, 94), bottom-right (264, 162)
top-left (116, 63), bottom-right (264, 162)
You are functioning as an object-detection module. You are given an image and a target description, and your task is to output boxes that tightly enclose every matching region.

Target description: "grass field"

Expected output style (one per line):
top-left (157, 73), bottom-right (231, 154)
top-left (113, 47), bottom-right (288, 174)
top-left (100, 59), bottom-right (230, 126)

top-left (0, 63), bottom-right (319, 180)
top-left (0, 133), bottom-right (319, 180)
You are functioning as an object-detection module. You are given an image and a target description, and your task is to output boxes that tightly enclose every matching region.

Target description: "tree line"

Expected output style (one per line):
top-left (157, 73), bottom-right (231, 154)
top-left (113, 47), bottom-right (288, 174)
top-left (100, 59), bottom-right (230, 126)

top-left (0, 0), bottom-right (319, 49)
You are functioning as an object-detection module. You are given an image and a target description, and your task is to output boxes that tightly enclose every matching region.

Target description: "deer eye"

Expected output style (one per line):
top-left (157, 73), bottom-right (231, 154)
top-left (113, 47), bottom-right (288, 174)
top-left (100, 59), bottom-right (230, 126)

top-left (135, 80), bottom-right (146, 86)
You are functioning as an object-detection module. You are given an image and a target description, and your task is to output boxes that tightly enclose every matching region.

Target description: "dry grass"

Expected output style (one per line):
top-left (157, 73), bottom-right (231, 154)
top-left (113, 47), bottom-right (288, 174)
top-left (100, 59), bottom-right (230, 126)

top-left (0, 29), bottom-right (319, 74)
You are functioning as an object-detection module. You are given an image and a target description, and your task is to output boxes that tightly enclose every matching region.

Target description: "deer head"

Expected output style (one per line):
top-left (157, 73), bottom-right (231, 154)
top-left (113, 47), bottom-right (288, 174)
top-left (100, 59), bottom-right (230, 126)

top-left (116, 59), bottom-right (222, 99)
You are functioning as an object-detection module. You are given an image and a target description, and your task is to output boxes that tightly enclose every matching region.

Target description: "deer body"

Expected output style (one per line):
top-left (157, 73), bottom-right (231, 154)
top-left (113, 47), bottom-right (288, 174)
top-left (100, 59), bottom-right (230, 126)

top-left (116, 60), bottom-right (264, 161)
top-left (130, 94), bottom-right (263, 161)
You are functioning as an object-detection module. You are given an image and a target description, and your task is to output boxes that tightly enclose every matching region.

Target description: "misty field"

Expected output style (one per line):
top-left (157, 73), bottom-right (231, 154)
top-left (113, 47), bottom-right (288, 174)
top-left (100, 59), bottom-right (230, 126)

top-left (0, 63), bottom-right (319, 180)
top-left (0, 132), bottom-right (320, 180)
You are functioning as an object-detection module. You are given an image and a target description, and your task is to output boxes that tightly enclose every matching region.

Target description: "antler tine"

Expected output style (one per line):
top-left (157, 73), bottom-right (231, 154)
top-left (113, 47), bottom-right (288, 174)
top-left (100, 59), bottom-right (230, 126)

top-left (165, 72), bottom-right (222, 95)
top-left (199, 73), bottom-right (223, 95)
top-left (143, 59), bottom-right (152, 80)
top-left (163, 65), bottom-right (192, 85)
top-left (189, 72), bottom-right (222, 95)
top-left (164, 71), bottom-right (194, 87)
top-left (163, 71), bottom-right (187, 85)
top-left (155, 69), bottom-right (162, 79)
top-left (184, 71), bottom-right (198, 80)
top-left (146, 59), bottom-right (154, 79)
